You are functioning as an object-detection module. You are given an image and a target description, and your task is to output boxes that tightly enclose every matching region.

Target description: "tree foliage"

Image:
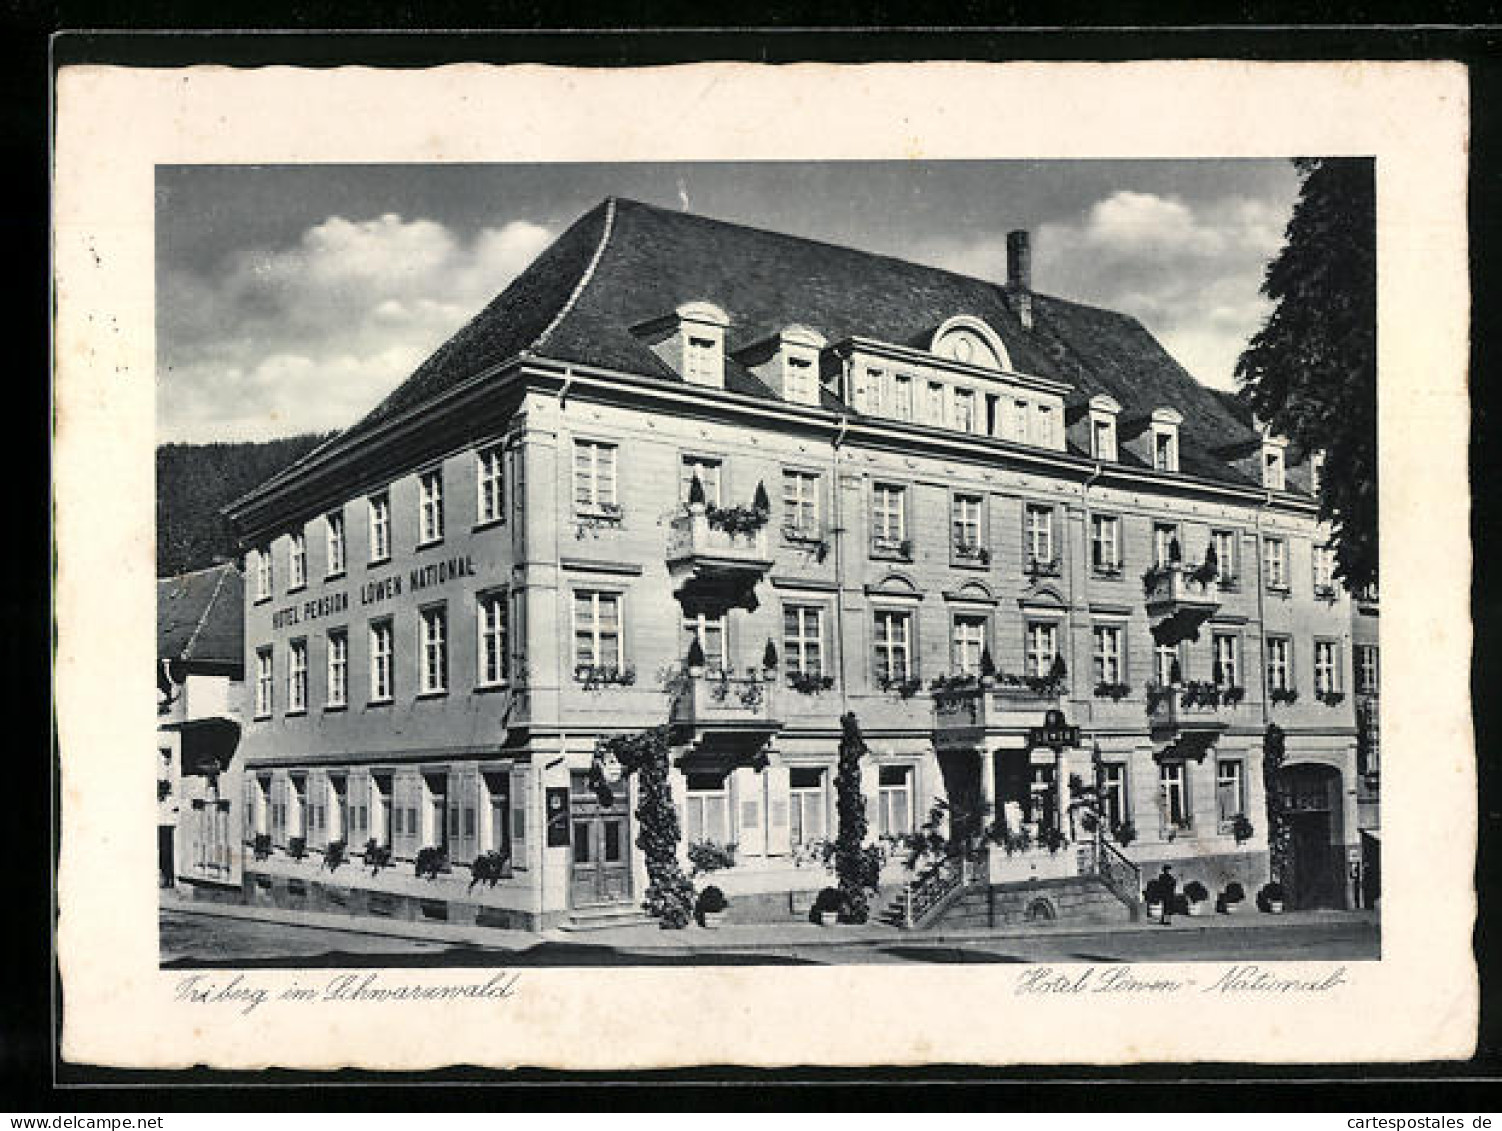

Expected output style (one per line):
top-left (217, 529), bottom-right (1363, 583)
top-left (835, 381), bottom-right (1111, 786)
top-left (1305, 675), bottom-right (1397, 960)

top-left (156, 434), bottom-right (335, 576)
top-left (594, 727), bottom-right (695, 928)
top-left (1235, 158), bottom-right (1377, 590)
top-left (833, 711), bottom-right (881, 923)
top-left (1262, 723), bottom-right (1294, 889)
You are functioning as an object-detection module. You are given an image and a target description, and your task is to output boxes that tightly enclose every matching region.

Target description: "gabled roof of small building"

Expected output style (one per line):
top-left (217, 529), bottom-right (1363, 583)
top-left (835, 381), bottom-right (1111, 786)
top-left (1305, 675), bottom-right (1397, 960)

top-left (303, 196), bottom-right (1269, 486)
top-left (157, 562), bottom-right (244, 670)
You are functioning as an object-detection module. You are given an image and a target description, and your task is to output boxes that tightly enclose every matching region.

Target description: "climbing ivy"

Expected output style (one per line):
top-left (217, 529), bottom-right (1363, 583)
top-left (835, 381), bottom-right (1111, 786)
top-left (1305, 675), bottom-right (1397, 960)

top-left (594, 727), bottom-right (696, 929)
top-left (1262, 723), bottom-right (1294, 889)
top-left (833, 712), bottom-right (882, 923)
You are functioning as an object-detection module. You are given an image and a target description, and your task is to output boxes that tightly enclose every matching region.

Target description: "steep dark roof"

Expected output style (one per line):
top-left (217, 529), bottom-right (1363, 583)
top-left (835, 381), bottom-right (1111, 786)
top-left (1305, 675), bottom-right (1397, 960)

top-left (333, 196), bottom-right (1262, 481)
top-left (157, 562), bottom-right (243, 670)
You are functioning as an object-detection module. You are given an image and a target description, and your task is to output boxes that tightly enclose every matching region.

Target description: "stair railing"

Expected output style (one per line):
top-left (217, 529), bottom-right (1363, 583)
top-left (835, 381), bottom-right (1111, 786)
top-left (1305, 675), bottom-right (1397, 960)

top-left (1086, 838), bottom-right (1142, 910)
top-left (901, 854), bottom-right (970, 929)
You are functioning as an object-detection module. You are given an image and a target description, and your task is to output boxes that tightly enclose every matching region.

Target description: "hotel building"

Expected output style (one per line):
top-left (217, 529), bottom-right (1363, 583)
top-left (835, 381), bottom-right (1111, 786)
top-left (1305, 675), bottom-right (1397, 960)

top-left (222, 199), bottom-right (1376, 930)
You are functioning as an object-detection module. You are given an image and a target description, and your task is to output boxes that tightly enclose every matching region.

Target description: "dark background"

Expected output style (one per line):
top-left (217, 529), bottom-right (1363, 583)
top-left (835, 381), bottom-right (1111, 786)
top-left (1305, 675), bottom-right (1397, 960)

top-left (13, 15), bottom-right (1502, 1109)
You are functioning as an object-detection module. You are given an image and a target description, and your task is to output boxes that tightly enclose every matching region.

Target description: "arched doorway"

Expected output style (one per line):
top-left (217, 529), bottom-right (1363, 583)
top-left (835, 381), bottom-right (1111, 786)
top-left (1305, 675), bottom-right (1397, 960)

top-left (1279, 763), bottom-right (1346, 910)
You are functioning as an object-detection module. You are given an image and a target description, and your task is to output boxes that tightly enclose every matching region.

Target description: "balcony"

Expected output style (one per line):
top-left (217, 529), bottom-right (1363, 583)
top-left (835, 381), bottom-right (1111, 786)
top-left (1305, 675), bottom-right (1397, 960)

top-left (932, 680), bottom-right (1063, 751)
top-left (670, 671), bottom-right (782, 756)
top-left (1146, 683), bottom-right (1242, 741)
top-left (1143, 563), bottom-right (1221, 642)
top-left (666, 505), bottom-right (775, 610)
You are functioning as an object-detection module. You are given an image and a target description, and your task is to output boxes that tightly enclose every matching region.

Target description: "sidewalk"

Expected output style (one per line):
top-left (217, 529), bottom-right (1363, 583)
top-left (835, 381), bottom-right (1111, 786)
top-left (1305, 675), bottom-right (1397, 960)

top-left (162, 887), bottom-right (1377, 956)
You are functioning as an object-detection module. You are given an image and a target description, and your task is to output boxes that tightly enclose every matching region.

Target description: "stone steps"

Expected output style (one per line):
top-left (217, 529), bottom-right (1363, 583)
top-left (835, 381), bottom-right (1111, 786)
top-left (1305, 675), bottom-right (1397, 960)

top-left (557, 904), bottom-right (656, 932)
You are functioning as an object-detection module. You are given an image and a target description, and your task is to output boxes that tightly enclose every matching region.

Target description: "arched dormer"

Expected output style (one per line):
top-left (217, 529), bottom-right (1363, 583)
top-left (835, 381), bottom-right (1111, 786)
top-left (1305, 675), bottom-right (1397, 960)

top-left (634, 300), bottom-right (731, 389)
top-left (930, 315), bottom-right (1011, 372)
top-left (732, 323), bottom-right (829, 407)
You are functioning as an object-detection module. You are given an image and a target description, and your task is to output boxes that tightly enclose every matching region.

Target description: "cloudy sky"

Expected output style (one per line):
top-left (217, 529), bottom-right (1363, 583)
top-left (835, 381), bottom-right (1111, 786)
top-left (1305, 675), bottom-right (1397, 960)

top-left (156, 160), bottom-right (1302, 443)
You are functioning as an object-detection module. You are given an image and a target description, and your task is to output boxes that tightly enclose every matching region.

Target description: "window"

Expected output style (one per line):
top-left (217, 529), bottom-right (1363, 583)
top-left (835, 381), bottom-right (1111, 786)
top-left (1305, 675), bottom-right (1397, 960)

top-left (1011, 398), bottom-right (1030, 443)
top-left (419, 606), bottom-right (448, 694)
top-left (685, 335), bottom-right (719, 385)
top-left (477, 446), bottom-right (505, 525)
top-left (1266, 636), bottom-right (1292, 693)
top-left (369, 620), bottom-right (394, 703)
top-left (1092, 418), bottom-right (1116, 461)
top-left (1090, 514), bottom-right (1121, 573)
top-left (1154, 430), bottom-right (1177, 472)
top-left (783, 605), bottom-right (825, 681)
top-left (1213, 633), bottom-right (1240, 688)
top-left (1264, 537), bottom-right (1289, 590)
top-left (1025, 504), bottom-right (1054, 566)
top-left (1313, 545), bottom-right (1336, 594)
top-left (574, 440), bottom-right (619, 512)
top-left (1356, 644), bottom-right (1379, 695)
top-left (368, 492), bottom-right (391, 563)
top-left (1092, 624), bottom-right (1124, 685)
top-left (255, 647), bottom-right (273, 717)
top-left (287, 639), bottom-right (307, 713)
top-left (679, 455), bottom-right (722, 506)
top-left (892, 374), bottom-right (914, 421)
top-left (1036, 403), bottom-right (1056, 446)
top-left (1314, 640), bottom-right (1340, 696)
top-left (1155, 642), bottom-right (1180, 686)
top-left (789, 767), bottom-right (827, 846)
top-left (325, 511), bottom-right (346, 576)
top-left (952, 615), bottom-right (988, 676)
top-left (289, 531), bottom-right (306, 590)
top-left (1100, 763), bottom-right (1127, 829)
top-left (573, 591), bottom-right (623, 675)
top-left (1154, 523), bottom-right (1179, 568)
top-left (254, 546), bottom-right (272, 601)
top-left (1216, 759), bottom-right (1246, 831)
top-left (952, 494), bottom-right (984, 556)
top-left (924, 382), bottom-right (946, 426)
top-left (684, 771), bottom-right (730, 843)
top-left (326, 629), bottom-right (347, 708)
top-left (865, 368), bottom-right (886, 415)
top-left (477, 593), bottom-right (508, 687)
top-left (1264, 448), bottom-right (1286, 490)
top-left (872, 483), bottom-right (907, 548)
top-left (878, 765), bottom-right (914, 837)
top-left (782, 470), bottom-right (821, 536)
top-left (682, 609), bottom-right (727, 673)
top-left (416, 470), bottom-right (444, 544)
top-left (1024, 621), bottom-right (1058, 678)
top-left (1159, 762), bottom-right (1191, 831)
top-left (873, 609), bottom-right (913, 683)
top-left (953, 388), bottom-right (976, 433)
top-left (785, 356), bottom-right (816, 404)
top-left (1212, 529), bottom-right (1238, 583)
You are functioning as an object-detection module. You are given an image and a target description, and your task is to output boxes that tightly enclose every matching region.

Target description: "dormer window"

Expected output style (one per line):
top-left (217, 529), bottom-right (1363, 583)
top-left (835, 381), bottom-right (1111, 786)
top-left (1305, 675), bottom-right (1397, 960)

top-left (685, 335), bottom-right (719, 384)
top-left (635, 300), bottom-right (730, 390)
top-left (785, 355), bottom-right (817, 405)
top-left (1087, 394), bottom-right (1122, 461)
top-left (1261, 438), bottom-right (1289, 490)
top-left (1149, 408), bottom-right (1183, 473)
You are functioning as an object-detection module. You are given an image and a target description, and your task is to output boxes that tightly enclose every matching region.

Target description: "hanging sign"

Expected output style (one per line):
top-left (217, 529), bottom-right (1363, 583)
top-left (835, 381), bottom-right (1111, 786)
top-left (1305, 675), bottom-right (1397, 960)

top-left (1028, 708), bottom-right (1080, 751)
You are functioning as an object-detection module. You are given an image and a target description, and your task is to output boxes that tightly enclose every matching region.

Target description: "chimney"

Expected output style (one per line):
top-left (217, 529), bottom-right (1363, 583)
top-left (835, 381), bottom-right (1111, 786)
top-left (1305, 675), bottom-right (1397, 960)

top-left (1005, 229), bottom-right (1033, 330)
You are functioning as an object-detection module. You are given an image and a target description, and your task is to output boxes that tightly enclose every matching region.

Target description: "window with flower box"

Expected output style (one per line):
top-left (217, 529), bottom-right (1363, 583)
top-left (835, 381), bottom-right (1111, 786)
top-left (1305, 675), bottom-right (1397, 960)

top-left (1153, 523), bottom-right (1180, 569)
top-left (1313, 544), bottom-right (1337, 598)
top-left (1025, 504), bottom-right (1056, 573)
top-left (952, 494), bottom-right (987, 563)
top-left (1211, 529), bottom-right (1238, 588)
top-left (1212, 633), bottom-right (1240, 689)
top-left (1159, 762), bottom-right (1191, 833)
top-left (952, 614), bottom-right (988, 677)
top-left (783, 604), bottom-right (826, 684)
top-left (1216, 759), bottom-right (1246, 833)
top-left (679, 455), bottom-right (722, 506)
top-left (573, 590), bottom-right (624, 677)
top-left (1314, 639), bottom-right (1341, 697)
top-left (1266, 636), bottom-right (1292, 694)
top-left (871, 483), bottom-right (908, 555)
top-left (1024, 620), bottom-right (1058, 679)
top-left (574, 440), bottom-right (619, 514)
top-left (1264, 537), bottom-right (1289, 591)
top-left (1090, 514), bottom-right (1122, 575)
top-left (782, 470), bottom-right (821, 539)
top-left (1092, 624), bottom-right (1124, 685)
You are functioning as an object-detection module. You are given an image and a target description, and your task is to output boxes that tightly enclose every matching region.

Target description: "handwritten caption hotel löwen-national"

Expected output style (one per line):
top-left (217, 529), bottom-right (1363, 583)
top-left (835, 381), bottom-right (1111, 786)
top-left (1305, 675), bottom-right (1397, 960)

top-left (1015, 964), bottom-right (1350, 996)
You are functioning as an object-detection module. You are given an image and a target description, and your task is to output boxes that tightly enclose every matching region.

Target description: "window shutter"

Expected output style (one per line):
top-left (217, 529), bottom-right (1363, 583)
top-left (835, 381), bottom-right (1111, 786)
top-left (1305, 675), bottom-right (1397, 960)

top-left (765, 765), bottom-right (792, 856)
top-left (732, 767), bottom-right (766, 857)
top-left (510, 766), bottom-right (528, 870)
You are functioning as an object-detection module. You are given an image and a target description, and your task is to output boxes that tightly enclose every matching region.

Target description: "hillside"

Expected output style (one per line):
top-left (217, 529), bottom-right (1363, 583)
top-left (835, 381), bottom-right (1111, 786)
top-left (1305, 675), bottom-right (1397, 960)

top-left (157, 434), bottom-right (334, 577)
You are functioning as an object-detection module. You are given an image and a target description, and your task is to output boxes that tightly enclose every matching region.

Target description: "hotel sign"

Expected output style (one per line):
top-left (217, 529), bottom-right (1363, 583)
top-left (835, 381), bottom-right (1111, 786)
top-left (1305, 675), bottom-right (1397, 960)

top-left (270, 554), bottom-right (478, 630)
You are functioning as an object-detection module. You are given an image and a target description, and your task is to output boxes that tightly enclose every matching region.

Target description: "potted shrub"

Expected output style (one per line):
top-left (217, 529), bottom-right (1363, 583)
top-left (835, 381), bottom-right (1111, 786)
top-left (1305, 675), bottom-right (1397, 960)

top-left (696, 885), bottom-right (729, 929)
top-left (1184, 880), bottom-right (1210, 916)
top-left (1111, 820), bottom-right (1137, 847)
top-left (1143, 875), bottom-right (1164, 921)
top-left (685, 636), bottom-right (707, 678)
top-left (1231, 813), bottom-right (1255, 844)
top-left (469, 848), bottom-right (510, 890)
top-left (288, 835), bottom-right (307, 861)
top-left (252, 833), bottom-right (272, 861)
top-left (1219, 880), bottom-right (1245, 914)
top-left (762, 639), bottom-right (779, 679)
top-left (323, 839), bottom-right (347, 873)
top-left (362, 838), bottom-right (392, 875)
top-left (415, 845), bottom-right (448, 880)
top-left (811, 886), bottom-right (844, 927)
top-left (1260, 881), bottom-right (1286, 914)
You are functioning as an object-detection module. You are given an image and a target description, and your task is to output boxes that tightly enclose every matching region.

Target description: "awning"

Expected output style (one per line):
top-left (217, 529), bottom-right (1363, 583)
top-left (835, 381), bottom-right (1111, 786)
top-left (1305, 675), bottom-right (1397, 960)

top-left (161, 717), bottom-right (241, 777)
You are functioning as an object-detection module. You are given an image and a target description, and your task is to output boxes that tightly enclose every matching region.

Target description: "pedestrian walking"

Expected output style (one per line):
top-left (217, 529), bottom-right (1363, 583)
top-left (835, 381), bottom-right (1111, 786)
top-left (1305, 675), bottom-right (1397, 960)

top-left (1158, 864), bottom-right (1176, 926)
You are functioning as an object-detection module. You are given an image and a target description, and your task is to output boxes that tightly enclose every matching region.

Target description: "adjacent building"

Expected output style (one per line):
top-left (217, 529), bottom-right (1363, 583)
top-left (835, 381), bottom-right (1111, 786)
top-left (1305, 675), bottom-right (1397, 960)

top-left (223, 198), bottom-right (1377, 929)
top-left (157, 562), bottom-right (246, 892)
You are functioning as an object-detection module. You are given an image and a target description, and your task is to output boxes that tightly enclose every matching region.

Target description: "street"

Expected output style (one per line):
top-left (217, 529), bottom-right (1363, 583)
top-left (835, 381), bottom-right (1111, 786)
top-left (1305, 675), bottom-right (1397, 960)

top-left (161, 907), bottom-right (1379, 968)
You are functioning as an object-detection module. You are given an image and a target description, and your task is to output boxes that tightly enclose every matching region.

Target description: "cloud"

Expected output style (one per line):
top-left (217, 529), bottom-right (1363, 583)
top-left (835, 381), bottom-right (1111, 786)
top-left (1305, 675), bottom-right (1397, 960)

top-left (158, 214), bottom-right (554, 441)
top-left (909, 190), bottom-right (1292, 390)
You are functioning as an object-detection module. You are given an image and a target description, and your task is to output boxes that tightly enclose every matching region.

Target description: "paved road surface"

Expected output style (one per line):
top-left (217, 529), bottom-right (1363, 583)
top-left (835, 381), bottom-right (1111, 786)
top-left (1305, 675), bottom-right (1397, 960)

top-left (161, 908), bottom-right (1377, 968)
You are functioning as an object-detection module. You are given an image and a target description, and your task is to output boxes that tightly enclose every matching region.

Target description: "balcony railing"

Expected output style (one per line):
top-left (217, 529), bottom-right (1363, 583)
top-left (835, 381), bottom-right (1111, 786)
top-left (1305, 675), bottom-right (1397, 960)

top-left (932, 680), bottom-right (1064, 748)
top-left (671, 672), bottom-right (782, 744)
top-left (1143, 563), bottom-right (1222, 642)
top-left (1146, 684), bottom-right (1242, 736)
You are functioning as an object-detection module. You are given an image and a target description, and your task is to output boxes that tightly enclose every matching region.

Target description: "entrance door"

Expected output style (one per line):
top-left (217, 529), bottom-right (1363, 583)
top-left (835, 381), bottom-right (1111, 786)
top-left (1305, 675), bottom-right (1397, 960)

top-left (569, 775), bottom-right (631, 907)
top-left (1290, 813), bottom-right (1341, 909)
